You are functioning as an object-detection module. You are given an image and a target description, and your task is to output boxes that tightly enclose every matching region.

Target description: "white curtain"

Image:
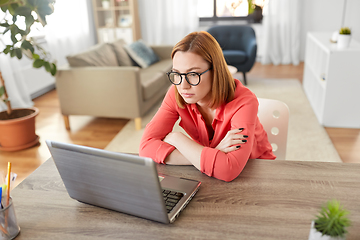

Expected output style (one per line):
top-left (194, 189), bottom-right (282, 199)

top-left (261, 0), bottom-right (302, 65)
top-left (0, 55), bottom-right (33, 111)
top-left (44, 0), bottom-right (96, 66)
top-left (0, 0), bottom-right (95, 112)
top-left (137, 0), bottom-right (199, 45)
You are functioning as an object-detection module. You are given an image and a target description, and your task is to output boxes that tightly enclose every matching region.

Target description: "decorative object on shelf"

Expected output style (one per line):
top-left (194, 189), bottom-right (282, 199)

top-left (330, 31), bottom-right (338, 43)
top-left (118, 15), bottom-right (132, 27)
top-left (248, 0), bottom-right (265, 23)
top-left (308, 200), bottom-right (351, 240)
top-left (0, 0), bottom-right (57, 151)
top-left (337, 27), bottom-right (351, 49)
top-left (102, 0), bottom-right (110, 9)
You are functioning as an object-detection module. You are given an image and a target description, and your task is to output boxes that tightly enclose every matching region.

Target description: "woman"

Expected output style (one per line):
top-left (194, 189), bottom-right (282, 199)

top-left (139, 31), bottom-right (275, 182)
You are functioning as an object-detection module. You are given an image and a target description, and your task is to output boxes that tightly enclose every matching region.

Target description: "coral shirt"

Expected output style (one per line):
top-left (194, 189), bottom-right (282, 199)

top-left (139, 79), bottom-right (276, 182)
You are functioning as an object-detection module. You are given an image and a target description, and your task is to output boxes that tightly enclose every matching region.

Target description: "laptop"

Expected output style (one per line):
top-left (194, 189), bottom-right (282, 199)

top-left (46, 140), bottom-right (201, 224)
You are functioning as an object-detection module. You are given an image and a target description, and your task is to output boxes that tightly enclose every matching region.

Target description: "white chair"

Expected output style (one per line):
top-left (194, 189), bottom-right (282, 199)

top-left (257, 98), bottom-right (289, 160)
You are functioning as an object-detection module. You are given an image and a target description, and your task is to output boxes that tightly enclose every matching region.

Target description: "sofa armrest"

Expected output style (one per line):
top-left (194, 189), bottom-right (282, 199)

top-left (150, 45), bottom-right (173, 60)
top-left (55, 65), bottom-right (144, 119)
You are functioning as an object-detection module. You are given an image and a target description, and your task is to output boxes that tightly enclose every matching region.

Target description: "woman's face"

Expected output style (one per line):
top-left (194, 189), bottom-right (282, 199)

top-left (172, 51), bottom-right (212, 107)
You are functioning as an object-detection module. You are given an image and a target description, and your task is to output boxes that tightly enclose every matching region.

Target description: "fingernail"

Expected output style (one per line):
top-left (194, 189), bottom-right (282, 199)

top-left (236, 145), bottom-right (241, 148)
top-left (239, 128), bottom-right (244, 131)
top-left (242, 140), bottom-right (247, 143)
top-left (243, 135), bottom-right (248, 138)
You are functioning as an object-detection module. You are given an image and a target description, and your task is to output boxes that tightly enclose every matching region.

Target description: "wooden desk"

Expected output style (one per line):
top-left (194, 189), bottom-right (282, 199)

top-left (12, 159), bottom-right (360, 239)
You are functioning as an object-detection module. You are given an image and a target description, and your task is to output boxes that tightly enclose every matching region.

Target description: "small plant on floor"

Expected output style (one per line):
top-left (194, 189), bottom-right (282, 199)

top-left (339, 27), bottom-right (351, 35)
top-left (314, 200), bottom-right (351, 238)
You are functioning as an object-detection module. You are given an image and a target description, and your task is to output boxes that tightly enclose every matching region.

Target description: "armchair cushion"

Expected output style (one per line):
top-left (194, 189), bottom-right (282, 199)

top-left (222, 50), bottom-right (247, 64)
top-left (66, 43), bottom-right (118, 67)
top-left (124, 39), bottom-right (160, 68)
top-left (108, 39), bottom-right (133, 66)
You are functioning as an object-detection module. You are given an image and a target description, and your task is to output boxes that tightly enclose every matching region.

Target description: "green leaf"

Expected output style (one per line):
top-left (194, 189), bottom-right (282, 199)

top-left (25, 15), bottom-right (35, 31)
top-left (44, 61), bottom-right (51, 72)
top-left (15, 48), bottom-right (22, 59)
top-left (50, 63), bottom-right (57, 76)
top-left (32, 53), bottom-right (39, 59)
top-left (14, 6), bottom-right (32, 17)
top-left (1, 5), bottom-right (8, 13)
top-left (8, 3), bottom-right (19, 16)
top-left (21, 40), bottom-right (34, 53)
top-left (33, 58), bottom-right (44, 68)
top-left (37, 2), bottom-right (54, 16)
top-left (3, 45), bottom-right (12, 54)
top-left (10, 48), bottom-right (15, 57)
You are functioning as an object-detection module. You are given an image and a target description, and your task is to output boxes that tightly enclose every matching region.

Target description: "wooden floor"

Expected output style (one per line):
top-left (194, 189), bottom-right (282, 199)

top-left (1, 62), bottom-right (360, 188)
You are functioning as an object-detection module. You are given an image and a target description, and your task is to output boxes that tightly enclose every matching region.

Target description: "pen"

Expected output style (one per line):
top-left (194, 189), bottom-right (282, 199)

top-left (6, 162), bottom-right (11, 206)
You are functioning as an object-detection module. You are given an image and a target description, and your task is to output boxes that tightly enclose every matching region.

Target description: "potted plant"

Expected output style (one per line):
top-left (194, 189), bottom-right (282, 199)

top-left (248, 0), bottom-right (265, 23)
top-left (337, 27), bottom-right (351, 49)
top-left (0, 0), bottom-right (56, 151)
top-left (308, 200), bottom-right (351, 240)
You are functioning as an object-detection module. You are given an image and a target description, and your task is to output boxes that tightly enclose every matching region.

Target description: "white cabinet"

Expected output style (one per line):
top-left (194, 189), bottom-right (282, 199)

top-left (303, 32), bottom-right (360, 128)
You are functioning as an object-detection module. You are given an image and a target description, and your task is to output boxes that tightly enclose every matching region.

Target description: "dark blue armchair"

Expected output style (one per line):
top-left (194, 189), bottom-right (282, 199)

top-left (207, 25), bottom-right (257, 85)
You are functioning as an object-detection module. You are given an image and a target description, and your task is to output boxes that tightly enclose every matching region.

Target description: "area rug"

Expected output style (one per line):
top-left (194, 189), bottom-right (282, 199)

top-left (105, 78), bottom-right (342, 162)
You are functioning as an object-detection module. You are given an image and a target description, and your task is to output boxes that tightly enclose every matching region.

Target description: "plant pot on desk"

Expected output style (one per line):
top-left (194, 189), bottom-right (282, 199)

top-left (308, 221), bottom-right (345, 240)
top-left (0, 107), bottom-right (39, 151)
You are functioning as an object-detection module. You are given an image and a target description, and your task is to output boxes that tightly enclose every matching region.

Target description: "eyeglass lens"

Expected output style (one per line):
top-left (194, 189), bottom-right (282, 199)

top-left (168, 72), bottom-right (200, 86)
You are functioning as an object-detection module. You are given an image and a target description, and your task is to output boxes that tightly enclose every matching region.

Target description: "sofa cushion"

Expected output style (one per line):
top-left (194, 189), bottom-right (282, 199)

top-left (124, 39), bottom-right (160, 68)
top-left (108, 39), bottom-right (133, 66)
top-left (139, 58), bottom-right (173, 101)
top-left (146, 59), bottom-right (173, 73)
top-left (140, 70), bottom-right (168, 101)
top-left (222, 50), bottom-right (247, 64)
top-left (67, 43), bottom-right (119, 67)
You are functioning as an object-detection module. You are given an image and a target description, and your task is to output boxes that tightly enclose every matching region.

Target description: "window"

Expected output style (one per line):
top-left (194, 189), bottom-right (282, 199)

top-left (197, 0), bottom-right (266, 22)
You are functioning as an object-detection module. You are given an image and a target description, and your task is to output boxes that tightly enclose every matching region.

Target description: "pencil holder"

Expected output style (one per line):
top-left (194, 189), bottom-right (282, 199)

top-left (0, 197), bottom-right (20, 240)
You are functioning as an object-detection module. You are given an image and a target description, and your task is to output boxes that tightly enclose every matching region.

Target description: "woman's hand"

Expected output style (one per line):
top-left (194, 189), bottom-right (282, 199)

top-left (215, 128), bottom-right (248, 153)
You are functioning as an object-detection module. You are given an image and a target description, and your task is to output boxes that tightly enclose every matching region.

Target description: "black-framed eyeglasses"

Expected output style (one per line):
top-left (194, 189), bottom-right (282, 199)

top-left (166, 68), bottom-right (211, 86)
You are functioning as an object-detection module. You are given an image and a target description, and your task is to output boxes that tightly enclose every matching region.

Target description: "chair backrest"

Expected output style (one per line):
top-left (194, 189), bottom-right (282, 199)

top-left (207, 25), bottom-right (256, 51)
top-left (257, 98), bottom-right (289, 160)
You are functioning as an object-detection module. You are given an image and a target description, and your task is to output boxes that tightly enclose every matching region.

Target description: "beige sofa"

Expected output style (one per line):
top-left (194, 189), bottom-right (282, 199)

top-left (55, 39), bottom-right (173, 130)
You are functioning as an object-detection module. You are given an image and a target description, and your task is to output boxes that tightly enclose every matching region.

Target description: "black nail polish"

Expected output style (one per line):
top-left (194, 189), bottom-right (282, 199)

top-left (243, 135), bottom-right (248, 138)
top-left (242, 140), bottom-right (247, 143)
top-left (236, 145), bottom-right (241, 148)
top-left (239, 128), bottom-right (244, 131)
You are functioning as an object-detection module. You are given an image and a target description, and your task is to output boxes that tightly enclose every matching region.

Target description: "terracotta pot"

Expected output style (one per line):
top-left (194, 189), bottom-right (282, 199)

top-left (0, 107), bottom-right (39, 151)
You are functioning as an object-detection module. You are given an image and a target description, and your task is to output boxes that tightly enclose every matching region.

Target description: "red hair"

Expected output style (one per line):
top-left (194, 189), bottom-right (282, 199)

top-left (171, 31), bottom-right (236, 108)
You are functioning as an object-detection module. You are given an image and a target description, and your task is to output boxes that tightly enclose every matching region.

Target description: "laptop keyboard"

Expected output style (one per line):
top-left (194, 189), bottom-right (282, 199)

top-left (162, 189), bottom-right (184, 213)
